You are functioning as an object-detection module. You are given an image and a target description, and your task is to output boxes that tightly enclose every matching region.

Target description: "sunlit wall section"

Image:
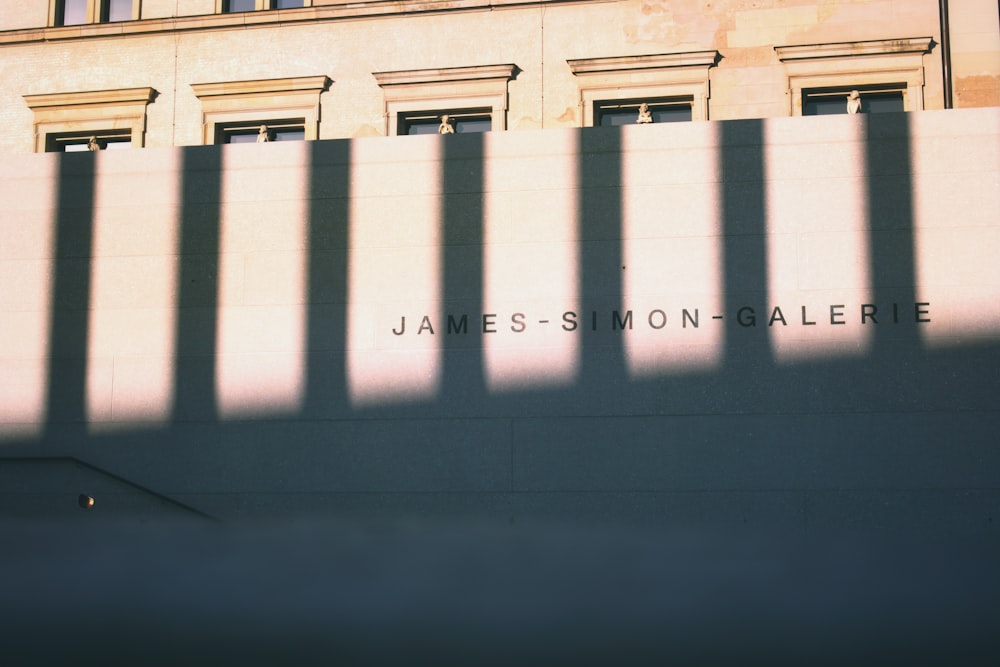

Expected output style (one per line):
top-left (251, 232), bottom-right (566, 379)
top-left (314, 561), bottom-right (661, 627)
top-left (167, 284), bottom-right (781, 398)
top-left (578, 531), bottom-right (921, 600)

top-left (0, 156), bottom-right (55, 439)
top-left (215, 142), bottom-right (309, 418)
top-left (347, 137), bottom-right (443, 405)
top-left (910, 108), bottom-right (1000, 347)
top-left (764, 115), bottom-right (872, 362)
top-left (621, 122), bottom-right (723, 376)
top-left (87, 149), bottom-right (181, 430)
top-left (482, 130), bottom-right (580, 392)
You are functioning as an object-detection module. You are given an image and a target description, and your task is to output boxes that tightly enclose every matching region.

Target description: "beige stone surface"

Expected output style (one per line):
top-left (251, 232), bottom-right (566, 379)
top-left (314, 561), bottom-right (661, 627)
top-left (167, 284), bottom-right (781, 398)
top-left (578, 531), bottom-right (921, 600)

top-left (2, 1), bottom-right (1000, 539)
top-left (2, 0), bottom-right (995, 155)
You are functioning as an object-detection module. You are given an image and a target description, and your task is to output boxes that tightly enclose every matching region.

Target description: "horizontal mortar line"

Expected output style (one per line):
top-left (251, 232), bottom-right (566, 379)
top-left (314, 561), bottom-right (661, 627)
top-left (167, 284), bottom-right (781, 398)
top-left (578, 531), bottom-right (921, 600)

top-left (64, 407), bottom-right (1000, 429)
top-left (163, 487), bottom-right (1000, 497)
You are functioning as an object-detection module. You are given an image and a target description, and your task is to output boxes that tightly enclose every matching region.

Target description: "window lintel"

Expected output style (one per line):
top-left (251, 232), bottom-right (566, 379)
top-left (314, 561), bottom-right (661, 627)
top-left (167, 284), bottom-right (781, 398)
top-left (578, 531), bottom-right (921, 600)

top-left (567, 51), bottom-right (719, 76)
top-left (191, 75), bottom-right (331, 100)
top-left (775, 37), bottom-right (933, 62)
top-left (373, 64), bottom-right (517, 89)
top-left (24, 86), bottom-right (156, 110)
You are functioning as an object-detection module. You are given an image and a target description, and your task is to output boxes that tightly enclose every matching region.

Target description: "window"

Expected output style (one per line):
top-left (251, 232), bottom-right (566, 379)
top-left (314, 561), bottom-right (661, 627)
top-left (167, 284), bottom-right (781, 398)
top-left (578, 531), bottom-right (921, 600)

top-left (398, 109), bottom-right (492, 135)
top-left (55, 0), bottom-right (87, 25)
top-left (568, 51), bottom-right (719, 126)
top-left (373, 64), bottom-right (517, 137)
top-left (46, 130), bottom-right (133, 152)
top-left (775, 37), bottom-right (933, 116)
top-left (101, 0), bottom-right (133, 21)
top-left (222, 0), bottom-right (255, 11)
top-left (594, 98), bottom-right (693, 126)
top-left (803, 86), bottom-right (905, 116)
top-left (219, 0), bottom-right (307, 11)
top-left (216, 120), bottom-right (306, 143)
top-left (52, 0), bottom-right (136, 26)
top-left (190, 76), bottom-right (330, 144)
top-left (23, 87), bottom-right (156, 153)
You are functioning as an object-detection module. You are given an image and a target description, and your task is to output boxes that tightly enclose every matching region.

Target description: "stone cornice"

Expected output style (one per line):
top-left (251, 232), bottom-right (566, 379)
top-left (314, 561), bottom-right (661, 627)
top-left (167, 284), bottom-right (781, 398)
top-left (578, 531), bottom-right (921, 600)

top-left (0, 0), bottom-right (608, 46)
top-left (775, 37), bottom-right (934, 62)
top-left (373, 64), bottom-right (518, 88)
top-left (567, 51), bottom-right (720, 76)
top-left (23, 87), bottom-right (157, 110)
top-left (191, 76), bottom-right (332, 100)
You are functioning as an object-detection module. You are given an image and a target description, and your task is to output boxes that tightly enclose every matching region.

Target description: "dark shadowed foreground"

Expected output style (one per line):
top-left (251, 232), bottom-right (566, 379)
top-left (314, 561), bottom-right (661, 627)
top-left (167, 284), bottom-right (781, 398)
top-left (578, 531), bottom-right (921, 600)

top-left (1, 518), bottom-right (997, 666)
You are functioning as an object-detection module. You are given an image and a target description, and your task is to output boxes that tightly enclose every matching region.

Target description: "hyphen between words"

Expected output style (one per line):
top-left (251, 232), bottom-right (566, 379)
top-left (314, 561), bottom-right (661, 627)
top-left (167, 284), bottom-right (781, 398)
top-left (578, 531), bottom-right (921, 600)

top-left (392, 302), bottom-right (931, 335)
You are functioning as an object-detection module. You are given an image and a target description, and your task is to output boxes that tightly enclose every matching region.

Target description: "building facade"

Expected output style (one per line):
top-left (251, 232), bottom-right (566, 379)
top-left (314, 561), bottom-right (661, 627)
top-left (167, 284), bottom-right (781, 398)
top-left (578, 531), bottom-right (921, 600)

top-left (0, 0), bottom-right (998, 153)
top-left (0, 0), bottom-right (998, 531)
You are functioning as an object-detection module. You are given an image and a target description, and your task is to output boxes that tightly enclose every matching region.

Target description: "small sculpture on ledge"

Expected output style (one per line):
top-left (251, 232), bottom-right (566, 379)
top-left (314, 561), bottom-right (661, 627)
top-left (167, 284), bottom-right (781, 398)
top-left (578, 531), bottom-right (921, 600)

top-left (636, 102), bottom-right (653, 124)
top-left (438, 115), bottom-right (455, 134)
top-left (87, 136), bottom-right (101, 151)
top-left (847, 90), bottom-right (862, 115)
top-left (256, 125), bottom-right (271, 142)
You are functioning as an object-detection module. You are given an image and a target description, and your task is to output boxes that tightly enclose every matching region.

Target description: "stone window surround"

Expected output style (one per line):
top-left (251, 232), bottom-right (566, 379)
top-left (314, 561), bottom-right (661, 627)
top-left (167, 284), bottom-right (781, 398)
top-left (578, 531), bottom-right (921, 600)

top-left (23, 87), bottom-right (156, 153)
top-left (775, 37), bottom-right (934, 116)
top-left (48, 0), bottom-right (141, 26)
top-left (567, 51), bottom-right (720, 126)
top-left (373, 64), bottom-right (518, 136)
top-left (190, 75), bottom-right (331, 144)
top-left (214, 0), bottom-right (313, 11)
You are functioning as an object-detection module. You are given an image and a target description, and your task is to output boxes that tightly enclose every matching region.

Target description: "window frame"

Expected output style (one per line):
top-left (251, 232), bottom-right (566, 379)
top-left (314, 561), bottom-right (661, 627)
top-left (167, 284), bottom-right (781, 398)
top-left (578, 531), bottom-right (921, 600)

top-left (802, 84), bottom-right (907, 116)
top-left (23, 87), bottom-right (156, 153)
top-left (568, 51), bottom-right (718, 127)
top-left (216, 0), bottom-right (310, 12)
top-left (50, 0), bottom-right (139, 26)
top-left (775, 37), bottom-right (934, 116)
top-left (215, 118), bottom-right (307, 144)
top-left (373, 64), bottom-right (517, 137)
top-left (593, 97), bottom-right (694, 127)
top-left (190, 76), bottom-right (331, 145)
top-left (45, 129), bottom-right (134, 152)
top-left (397, 108), bottom-right (494, 136)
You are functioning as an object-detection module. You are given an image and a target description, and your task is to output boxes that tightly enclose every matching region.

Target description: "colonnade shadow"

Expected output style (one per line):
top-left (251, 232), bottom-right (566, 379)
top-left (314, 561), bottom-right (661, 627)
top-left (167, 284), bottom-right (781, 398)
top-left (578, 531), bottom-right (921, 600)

top-left (18, 113), bottom-right (1000, 665)
top-left (22, 113), bottom-right (999, 527)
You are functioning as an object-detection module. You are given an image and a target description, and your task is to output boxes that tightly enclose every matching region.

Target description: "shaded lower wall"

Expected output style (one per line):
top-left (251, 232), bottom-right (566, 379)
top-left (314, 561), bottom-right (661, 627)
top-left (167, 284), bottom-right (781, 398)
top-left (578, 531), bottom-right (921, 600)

top-left (0, 108), bottom-right (998, 535)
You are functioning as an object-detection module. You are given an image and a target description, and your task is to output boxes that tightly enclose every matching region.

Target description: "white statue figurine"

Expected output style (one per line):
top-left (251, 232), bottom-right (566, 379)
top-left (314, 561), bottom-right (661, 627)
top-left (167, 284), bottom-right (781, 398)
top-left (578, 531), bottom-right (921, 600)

top-left (636, 102), bottom-right (653, 124)
top-left (256, 125), bottom-right (271, 142)
top-left (438, 115), bottom-right (455, 134)
top-left (847, 90), bottom-right (862, 115)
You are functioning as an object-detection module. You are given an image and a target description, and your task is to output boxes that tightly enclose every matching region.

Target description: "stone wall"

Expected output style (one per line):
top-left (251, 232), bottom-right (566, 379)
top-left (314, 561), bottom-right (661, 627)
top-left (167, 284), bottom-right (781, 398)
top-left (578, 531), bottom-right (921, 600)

top-left (1, 108), bottom-right (997, 531)
top-left (3, 0), bottom-right (998, 153)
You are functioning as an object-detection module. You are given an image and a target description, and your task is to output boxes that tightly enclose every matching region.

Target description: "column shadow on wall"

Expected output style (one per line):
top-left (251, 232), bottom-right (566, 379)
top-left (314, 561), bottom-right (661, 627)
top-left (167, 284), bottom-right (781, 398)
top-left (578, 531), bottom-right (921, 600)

top-left (21, 114), bottom-right (998, 528)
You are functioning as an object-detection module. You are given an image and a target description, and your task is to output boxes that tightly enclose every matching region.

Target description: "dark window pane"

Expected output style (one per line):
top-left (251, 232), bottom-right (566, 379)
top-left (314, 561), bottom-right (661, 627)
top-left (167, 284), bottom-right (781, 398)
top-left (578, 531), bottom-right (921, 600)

top-left (220, 124), bottom-right (305, 143)
top-left (58, 0), bottom-right (88, 26)
top-left (652, 106), bottom-right (693, 123)
top-left (274, 0), bottom-right (305, 8)
top-left (403, 115), bottom-right (491, 135)
top-left (271, 128), bottom-right (305, 141)
top-left (103, 0), bottom-right (133, 22)
top-left (225, 132), bottom-right (259, 144)
top-left (224, 0), bottom-right (257, 12)
top-left (803, 97), bottom-right (847, 116)
top-left (864, 92), bottom-right (904, 113)
top-left (599, 104), bottom-right (691, 126)
top-left (54, 135), bottom-right (132, 151)
top-left (455, 118), bottom-right (491, 134)
top-left (406, 120), bottom-right (441, 135)
top-left (804, 90), bottom-right (904, 115)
